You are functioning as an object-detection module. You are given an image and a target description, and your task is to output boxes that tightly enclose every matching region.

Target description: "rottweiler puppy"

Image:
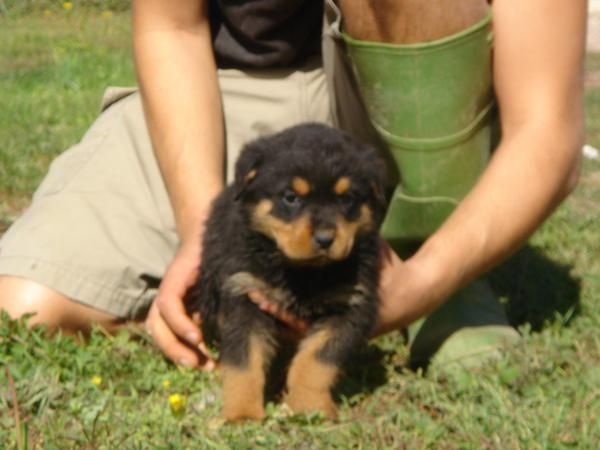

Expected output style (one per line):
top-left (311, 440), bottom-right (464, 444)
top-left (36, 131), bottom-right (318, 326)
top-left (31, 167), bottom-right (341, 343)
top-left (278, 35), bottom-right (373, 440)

top-left (186, 123), bottom-right (387, 421)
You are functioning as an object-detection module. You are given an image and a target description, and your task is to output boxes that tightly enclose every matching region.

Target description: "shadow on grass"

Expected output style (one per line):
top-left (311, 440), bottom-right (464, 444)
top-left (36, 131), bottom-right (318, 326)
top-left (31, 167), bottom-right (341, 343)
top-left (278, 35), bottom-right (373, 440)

top-left (489, 244), bottom-right (582, 331)
top-left (334, 343), bottom-right (390, 402)
top-left (394, 243), bottom-right (582, 373)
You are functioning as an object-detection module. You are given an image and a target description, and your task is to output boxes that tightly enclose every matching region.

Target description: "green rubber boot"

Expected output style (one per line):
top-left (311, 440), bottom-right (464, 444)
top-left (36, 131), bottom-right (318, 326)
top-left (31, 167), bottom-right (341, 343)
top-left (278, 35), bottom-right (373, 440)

top-left (342, 12), bottom-right (496, 248)
top-left (407, 278), bottom-right (520, 372)
top-left (341, 12), bottom-right (519, 369)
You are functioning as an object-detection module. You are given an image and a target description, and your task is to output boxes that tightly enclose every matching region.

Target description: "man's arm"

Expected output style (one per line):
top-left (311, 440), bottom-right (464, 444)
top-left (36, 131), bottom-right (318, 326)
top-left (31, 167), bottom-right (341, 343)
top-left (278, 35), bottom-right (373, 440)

top-left (377, 0), bottom-right (586, 332)
top-left (132, 0), bottom-right (222, 368)
top-left (133, 0), bottom-right (223, 239)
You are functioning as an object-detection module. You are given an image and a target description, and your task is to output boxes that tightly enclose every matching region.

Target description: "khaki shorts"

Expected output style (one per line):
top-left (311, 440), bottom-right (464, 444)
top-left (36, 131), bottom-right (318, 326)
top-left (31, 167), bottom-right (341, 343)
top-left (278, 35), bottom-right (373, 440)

top-left (0, 10), bottom-right (379, 319)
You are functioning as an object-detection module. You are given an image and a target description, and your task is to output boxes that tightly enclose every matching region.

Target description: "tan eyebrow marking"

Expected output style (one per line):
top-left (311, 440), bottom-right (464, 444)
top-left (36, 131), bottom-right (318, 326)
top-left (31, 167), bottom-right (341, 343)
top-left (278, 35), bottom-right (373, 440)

top-left (292, 177), bottom-right (311, 196)
top-left (334, 176), bottom-right (351, 195)
top-left (244, 169), bottom-right (257, 183)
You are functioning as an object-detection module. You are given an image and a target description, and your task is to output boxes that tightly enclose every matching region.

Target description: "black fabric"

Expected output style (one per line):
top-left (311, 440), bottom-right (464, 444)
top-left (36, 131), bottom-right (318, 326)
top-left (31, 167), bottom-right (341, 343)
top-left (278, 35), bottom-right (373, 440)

top-left (210, 0), bottom-right (323, 69)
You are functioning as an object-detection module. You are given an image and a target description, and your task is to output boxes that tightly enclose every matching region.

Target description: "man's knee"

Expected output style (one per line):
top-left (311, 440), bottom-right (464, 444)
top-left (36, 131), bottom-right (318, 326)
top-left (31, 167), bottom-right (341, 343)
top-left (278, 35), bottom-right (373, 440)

top-left (0, 275), bottom-right (120, 333)
top-left (339, 0), bottom-right (489, 44)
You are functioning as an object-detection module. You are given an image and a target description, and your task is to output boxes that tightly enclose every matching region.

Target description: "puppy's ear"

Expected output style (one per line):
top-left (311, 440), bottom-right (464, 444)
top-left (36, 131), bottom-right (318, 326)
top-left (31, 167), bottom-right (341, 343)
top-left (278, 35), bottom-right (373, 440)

top-left (370, 179), bottom-right (387, 210)
top-left (234, 141), bottom-right (264, 200)
top-left (361, 144), bottom-right (388, 214)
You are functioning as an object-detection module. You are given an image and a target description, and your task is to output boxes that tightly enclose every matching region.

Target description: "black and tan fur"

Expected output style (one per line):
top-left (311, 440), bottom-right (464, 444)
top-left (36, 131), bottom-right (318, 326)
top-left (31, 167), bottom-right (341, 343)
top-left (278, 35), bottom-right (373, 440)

top-left (186, 123), bottom-right (387, 421)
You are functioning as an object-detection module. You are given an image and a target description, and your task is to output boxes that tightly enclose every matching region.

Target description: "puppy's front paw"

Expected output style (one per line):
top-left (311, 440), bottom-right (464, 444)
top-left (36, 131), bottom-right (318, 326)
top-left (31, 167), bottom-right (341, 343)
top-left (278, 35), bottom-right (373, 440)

top-left (222, 398), bottom-right (265, 422)
top-left (285, 386), bottom-right (337, 419)
top-left (221, 363), bottom-right (266, 422)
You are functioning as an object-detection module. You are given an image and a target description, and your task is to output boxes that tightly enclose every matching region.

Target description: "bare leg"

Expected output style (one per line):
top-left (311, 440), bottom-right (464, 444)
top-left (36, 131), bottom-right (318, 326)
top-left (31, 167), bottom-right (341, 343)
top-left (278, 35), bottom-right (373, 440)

top-left (0, 275), bottom-right (122, 334)
top-left (338, 0), bottom-right (489, 44)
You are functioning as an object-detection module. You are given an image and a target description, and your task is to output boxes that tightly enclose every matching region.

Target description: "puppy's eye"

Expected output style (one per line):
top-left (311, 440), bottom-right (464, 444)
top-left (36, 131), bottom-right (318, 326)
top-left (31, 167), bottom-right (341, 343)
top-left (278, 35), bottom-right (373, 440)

top-left (282, 190), bottom-right (301, 207)
top-left (338, 193), bottom-right (355, 208)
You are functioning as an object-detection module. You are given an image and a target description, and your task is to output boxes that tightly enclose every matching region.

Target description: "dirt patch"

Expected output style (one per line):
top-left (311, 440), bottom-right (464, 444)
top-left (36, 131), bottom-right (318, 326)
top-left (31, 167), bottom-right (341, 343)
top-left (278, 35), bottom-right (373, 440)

top-left (0, 194), bottom-right (30, 234)
top-left (568, 168), bottom-right (600, 217)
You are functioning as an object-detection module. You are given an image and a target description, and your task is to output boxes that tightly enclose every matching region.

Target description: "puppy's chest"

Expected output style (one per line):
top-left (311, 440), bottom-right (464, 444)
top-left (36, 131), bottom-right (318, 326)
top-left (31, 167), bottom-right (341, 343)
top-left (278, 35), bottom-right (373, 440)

top-left (284, 270), bottom-right (366, 320)
top-left (224, 261), bottom-right (370, 321)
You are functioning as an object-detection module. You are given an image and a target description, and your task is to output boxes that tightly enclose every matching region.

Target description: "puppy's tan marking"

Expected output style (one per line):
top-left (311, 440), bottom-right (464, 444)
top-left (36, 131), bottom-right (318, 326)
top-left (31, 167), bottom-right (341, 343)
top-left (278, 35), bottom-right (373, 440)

top-left (285, 328), bottom-right (339, 419)
top-left (334, 176), bottom-right (351, 195)
top-left (251, 200), bottom-right (315, 260)
top-left (224, 271), bottom-right (294, 308)
top-left (244, 169), bottom-right (257, 183)
top-left (221, 334), bottom-right (275, 421)
top-left (292, 176), bottom-right (311, 196)
top-left (273, 215), bottom-right (314, 260)
top-left (252, 201), bottom-right (375, 262)
top-left (328, 204), bottom-right (375, 260)
top-left (253, 199), bottom-right (273, 218)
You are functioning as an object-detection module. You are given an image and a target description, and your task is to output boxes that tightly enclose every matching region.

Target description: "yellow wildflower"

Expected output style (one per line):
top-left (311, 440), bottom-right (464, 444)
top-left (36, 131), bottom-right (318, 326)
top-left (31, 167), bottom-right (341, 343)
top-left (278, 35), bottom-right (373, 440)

top-left (168, 393), bottom-right (187, 414)
top-left (91, 375), bottom-right (102, 387)
top-left (162, 379), bottom-right (171, 389)
top-left (43, 9), bottom-right (52, 17)
top-left (101, 10), bottom-right (114, 18)
top-left (63, 2), bottom-right (73, 10)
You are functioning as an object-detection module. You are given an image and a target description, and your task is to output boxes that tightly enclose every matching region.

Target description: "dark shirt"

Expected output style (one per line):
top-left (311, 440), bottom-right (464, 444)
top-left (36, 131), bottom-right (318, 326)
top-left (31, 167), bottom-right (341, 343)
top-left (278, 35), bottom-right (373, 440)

top-left (210, 0), bottom-right (323, 69)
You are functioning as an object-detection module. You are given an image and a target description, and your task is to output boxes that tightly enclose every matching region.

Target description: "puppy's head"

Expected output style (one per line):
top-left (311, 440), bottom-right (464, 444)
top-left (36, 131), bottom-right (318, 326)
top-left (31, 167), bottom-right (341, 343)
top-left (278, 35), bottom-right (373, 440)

top-left (234, 123), bottom-right (387, 264)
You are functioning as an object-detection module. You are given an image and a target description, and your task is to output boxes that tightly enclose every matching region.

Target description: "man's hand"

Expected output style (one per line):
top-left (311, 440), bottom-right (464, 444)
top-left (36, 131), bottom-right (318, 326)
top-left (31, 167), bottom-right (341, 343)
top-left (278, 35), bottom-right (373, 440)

top-left (145, 239), bottom-right (215, 370)
top-left (374, 241), bottom-right (440, 335)
top-left (247, 290), bottom-right (309, 340)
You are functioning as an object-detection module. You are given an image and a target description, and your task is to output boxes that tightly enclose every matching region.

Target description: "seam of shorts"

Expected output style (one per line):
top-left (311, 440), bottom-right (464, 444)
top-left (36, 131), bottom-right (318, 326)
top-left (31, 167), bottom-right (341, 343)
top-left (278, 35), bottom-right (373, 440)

top-left (0, 255), bottom-right (147, 319)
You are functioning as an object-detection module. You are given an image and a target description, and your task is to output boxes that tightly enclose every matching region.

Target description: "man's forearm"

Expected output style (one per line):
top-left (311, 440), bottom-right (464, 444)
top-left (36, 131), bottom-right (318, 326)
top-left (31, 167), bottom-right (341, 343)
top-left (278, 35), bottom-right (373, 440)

top-left (133, 0), bottom-right (223, 242)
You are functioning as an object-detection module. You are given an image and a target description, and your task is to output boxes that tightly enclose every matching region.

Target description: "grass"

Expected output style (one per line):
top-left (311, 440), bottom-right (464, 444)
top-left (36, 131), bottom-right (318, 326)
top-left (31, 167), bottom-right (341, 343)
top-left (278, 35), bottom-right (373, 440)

top-left (0, 11), bottom-right (134, 208)
top-left (1, 10), bottom-right (600, 450)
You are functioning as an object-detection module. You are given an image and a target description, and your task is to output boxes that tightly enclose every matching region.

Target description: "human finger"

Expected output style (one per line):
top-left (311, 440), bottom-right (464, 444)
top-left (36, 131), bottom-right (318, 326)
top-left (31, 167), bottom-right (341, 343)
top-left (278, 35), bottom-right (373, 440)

top-left (248, 290), bottom-right (308, 333)
top-left (146, 302), bottom-right (216, 371)
top-left (155, 288), bottom-right (203, 347)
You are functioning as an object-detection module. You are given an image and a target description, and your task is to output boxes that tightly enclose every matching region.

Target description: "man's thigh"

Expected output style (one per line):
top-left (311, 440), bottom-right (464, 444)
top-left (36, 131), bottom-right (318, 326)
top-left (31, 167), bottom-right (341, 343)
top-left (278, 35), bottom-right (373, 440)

top-left (0, 91), bottom-right (177, 320)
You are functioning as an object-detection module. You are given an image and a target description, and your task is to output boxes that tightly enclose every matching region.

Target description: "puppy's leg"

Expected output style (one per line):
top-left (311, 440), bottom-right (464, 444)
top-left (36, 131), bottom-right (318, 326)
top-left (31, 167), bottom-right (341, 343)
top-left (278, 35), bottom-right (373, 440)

top-left (285, 327), bottom-right (339, 419)
top-left (219, 304), bottom-right (277, 421)
top-left (220, 334), bottom-right (275, 421)
top-left (285, 311), bottom-right (374, 419)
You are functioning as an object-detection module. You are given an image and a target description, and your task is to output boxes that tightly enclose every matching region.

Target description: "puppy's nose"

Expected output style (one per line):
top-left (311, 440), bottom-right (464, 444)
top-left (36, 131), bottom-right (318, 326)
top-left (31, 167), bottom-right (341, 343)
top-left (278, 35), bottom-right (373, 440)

top-left (313, 229), bottom-right (335, 249)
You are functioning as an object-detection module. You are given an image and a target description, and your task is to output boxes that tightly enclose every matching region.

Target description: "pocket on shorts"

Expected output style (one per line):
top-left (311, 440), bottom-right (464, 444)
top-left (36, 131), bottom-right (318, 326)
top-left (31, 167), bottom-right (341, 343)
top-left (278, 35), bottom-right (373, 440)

top-left (33, 130), bottom-right (109, 198)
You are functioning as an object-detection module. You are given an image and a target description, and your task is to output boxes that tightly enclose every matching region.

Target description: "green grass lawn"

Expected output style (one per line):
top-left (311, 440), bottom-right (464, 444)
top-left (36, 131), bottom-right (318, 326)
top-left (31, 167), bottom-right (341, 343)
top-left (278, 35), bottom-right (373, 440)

top-left (1, 10), bottom-right (600, 450)
top-left (0, 10), bottom-right (134, 230)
